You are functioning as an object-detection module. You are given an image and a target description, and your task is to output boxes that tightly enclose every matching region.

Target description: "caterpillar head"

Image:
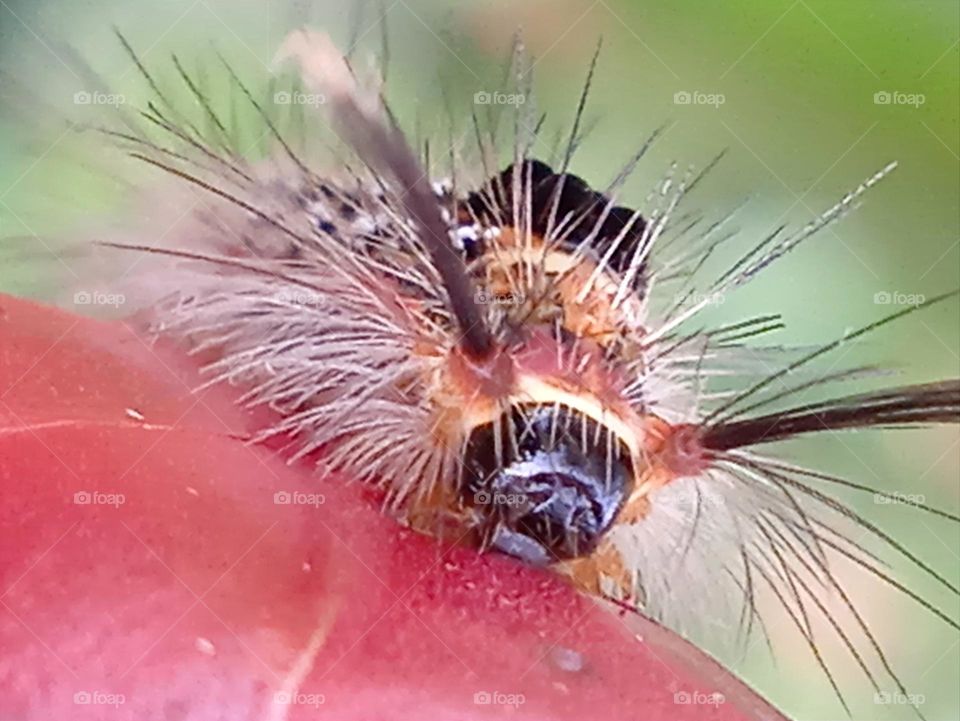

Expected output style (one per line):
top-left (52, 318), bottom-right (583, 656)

top-left (461, 403), bottom-right (635, 565)
top-left (424, 160), bottom-right (660, 569)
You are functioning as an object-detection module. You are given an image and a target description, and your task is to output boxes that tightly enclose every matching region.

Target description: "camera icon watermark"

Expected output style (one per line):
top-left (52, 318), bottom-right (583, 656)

top-left (473, 690), bottom-right (525, 708)
top-left (874, 491), bottom-right (926, 506)
top-left (474, 491), bottom-right (528, 507)
top-left (274, 691), bottom-right (326, 707)
top-left (873, 291), bottom-right (925, 307)
top-left (73, 90), bottom-right (126, 107)
top-left (474, 91), bottom-right (526, 106)
top-left (674, 691), bottom-right (725, 707)
top-left (475, 290), bottom-right (524, 306)
top-left (875, 691), bottom-right (925, 706)
top-left (274, 90), bottom-right (327, 107)
top-left (873, 90), bottom-right (925, 108)
top-left (673, 90), bottom-right (725, 108)
top-left (273, 490), bottom-right (326, 507)
top-left (274, 290), bottom-right (327, 308)
top-left (73, 491), bottom-right (126, 508)
top-left (74, 690), bottom-right (125, 707)
top-left (674, 290), bottom-right (726, 307)
top-left (73, 290), bottom-right (126, 308)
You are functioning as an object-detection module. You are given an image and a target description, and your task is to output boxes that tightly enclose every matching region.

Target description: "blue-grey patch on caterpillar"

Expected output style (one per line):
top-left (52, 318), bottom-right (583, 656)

top-left (4, 25), bottom-right (958, 721)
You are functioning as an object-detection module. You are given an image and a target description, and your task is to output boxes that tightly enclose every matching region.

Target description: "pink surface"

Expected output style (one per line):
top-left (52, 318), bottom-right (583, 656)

top-left (0, 294), bottom-right (786, 720)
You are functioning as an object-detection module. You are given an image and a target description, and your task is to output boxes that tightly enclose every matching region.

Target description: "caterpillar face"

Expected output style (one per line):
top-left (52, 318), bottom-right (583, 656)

top-left (462, 404), bottom-right (636, 565)
top-left (393, 158), bottom-right (659, 573)
top-left (286, 155), bottom-right (656, 572)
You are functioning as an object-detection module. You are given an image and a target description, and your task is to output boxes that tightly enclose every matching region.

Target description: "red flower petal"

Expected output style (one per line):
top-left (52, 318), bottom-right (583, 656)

top-left (0, 294), bottom-right (785, 720)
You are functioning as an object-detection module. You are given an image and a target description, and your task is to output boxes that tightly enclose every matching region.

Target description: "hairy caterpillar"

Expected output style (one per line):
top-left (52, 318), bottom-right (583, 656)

top-left (2, 20), bottom-right (958, 721)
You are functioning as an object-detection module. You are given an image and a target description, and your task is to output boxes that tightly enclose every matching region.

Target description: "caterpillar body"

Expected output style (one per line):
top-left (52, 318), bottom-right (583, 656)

top-left (6, 26), bottom-right (959, 721)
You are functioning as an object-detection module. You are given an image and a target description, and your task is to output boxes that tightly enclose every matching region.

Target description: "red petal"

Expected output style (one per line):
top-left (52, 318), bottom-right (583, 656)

top-left (0, 294), bottom-right (785, 720)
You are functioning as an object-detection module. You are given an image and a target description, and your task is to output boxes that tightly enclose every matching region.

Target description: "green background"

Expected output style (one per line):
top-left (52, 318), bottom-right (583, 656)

top-left (1, 1), bottom-right (957, 719)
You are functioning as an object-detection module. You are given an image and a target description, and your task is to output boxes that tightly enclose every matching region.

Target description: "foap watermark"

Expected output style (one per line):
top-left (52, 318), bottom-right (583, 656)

top-left (474, 91), bottom-right (526, 106)
top-left (74, 491), bottom-right (126, 508)
top-left (74, 690), bottom-right (126, 708)
top-left (274, 290), bottom-right (328, 308)
top-left (673, 90), bottom-right (725, 108)
top-left (74, 290), bottom-right (126, 309)
top-left (674, 691), bottom-right (726, 708)
top-left (274, 90), bottom-right (327, 107)
top-left (274, 490), bottom-right (326, 507)
top-left (474, 491), bottom-right (528, 507)
top-left (875, 691), bottom-right (926, 706)
top-left (674, 290), bottom-right (726, 307)
top-left (873, 91), bottom-right (925, 108)
top-left (473, 691), bottom-right (526, 708)
top-left (874, 491), bottom-right (926, 507)
top-left (74, 90), bottom-right (126, 107)
top-left (475, 290), bottom-right (525, 306)
top-left (274, 691), bottom-right (326, 708)
top-left (873, 291), bottom-right (925, 307)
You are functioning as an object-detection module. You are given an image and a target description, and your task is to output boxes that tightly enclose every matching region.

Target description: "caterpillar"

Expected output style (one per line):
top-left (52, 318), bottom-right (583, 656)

top-left (3, 21), bottom-right (958, 721)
